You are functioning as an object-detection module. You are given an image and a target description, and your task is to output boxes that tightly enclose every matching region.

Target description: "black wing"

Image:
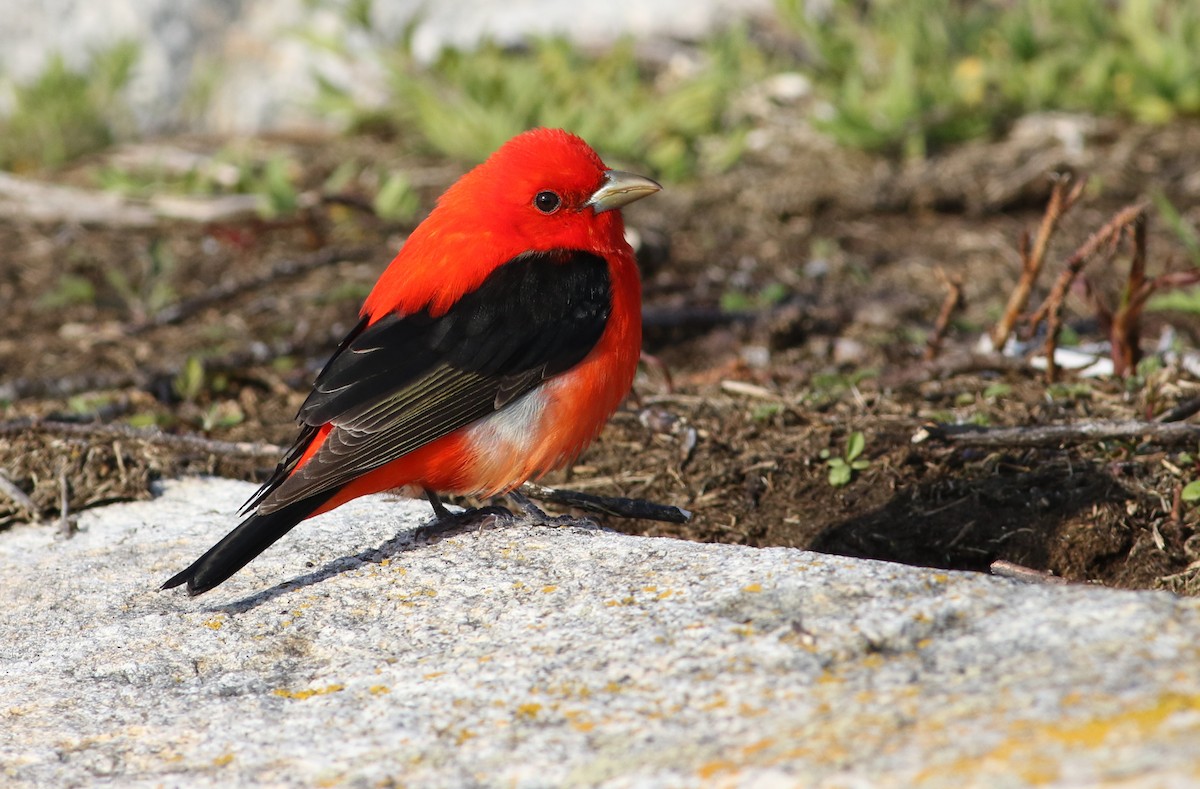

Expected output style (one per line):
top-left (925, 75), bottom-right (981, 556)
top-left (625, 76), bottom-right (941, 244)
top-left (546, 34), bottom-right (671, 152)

top-left (246, 249), bottom-right (612, 515)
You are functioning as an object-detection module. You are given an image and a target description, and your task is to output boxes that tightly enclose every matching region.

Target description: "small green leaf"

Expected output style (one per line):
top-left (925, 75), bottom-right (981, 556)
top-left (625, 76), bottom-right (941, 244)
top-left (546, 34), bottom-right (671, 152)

top-left (1182, 480), bottom-right (1200, 503)
top-left (260, 155), bottom-right (298, 217)
top-left (373, 172), bottom-right (419, 223)
top-left (751, 403), bottom-right (782, 422)
top-left (828, 462), bottom-right (852, 487)
top-left (845, 431), bottom-right (866, 463)
top-left (983, 383), bottom-right (1012, 400)
top-left (173, 356), bottom-right (206, 402)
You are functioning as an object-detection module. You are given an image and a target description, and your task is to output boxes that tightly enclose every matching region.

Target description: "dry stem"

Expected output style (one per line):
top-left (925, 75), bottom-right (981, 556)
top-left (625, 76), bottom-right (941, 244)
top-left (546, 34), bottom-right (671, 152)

top-left (924, 267), bottom-right (964, 361)
top-left (991, 176), bottom-right (1087, 350)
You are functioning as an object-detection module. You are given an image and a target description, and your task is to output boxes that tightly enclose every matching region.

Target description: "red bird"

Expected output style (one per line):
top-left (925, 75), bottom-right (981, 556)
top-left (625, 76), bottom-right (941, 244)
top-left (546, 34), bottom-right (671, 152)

top-left (163, 128), bottom-right (661, 595)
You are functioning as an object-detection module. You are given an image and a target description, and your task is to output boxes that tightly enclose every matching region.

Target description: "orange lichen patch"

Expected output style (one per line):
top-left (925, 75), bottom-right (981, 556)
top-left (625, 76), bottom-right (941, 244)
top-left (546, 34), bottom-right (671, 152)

top-left (1045, 694), bottom-right (1200, 747)
top-left (368, 685), bottom-right (390, 695)
top-left (697, 759), bottom-right (738, 780)
top-left (515, 703), bottom-right (542, 720)
top-left (202, 617), bottom-right (224, 630)
top-left (563, 709), bottom-right (596, 732)
top-left (742, 738), bottom-right (775, 756)
top-left (455, 729), bottom-right (476, 745)
top-left (541, 585), bottom-right (558, 593)
top-left (423, 672), bottom-right (446, 680)
top-left (212, 753), bottom-right (235, 767)
top-left (920, 694), bottom-right (1200, 784)
top-left (741, 583), bottom-right (763, 593)
top-left (272, 684), bottom-right (345, 700)
top-left (657, 589), bottom-right (675, 599)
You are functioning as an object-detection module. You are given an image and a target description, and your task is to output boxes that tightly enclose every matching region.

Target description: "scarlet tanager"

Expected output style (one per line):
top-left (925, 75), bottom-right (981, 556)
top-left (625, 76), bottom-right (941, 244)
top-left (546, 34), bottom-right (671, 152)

top-left (163, 128), bottom-right (661, 595)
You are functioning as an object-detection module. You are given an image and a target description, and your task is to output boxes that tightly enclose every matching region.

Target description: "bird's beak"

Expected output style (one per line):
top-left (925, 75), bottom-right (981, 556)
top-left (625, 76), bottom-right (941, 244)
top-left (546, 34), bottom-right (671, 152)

top-left (586, 170), bottom-right (662, 214)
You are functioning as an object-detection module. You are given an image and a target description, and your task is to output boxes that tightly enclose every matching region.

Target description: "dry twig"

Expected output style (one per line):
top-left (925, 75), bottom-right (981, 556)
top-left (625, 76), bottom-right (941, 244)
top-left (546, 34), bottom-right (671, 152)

top-left (126, 244), bottom-right (377, 334)
top-left (1028, 202), bottom-right (1147, 382)
top-left (921, 419), bottom-right (1200, 449)
top-left (0, 470), bottom-right (37, 518)
top-left (991, 176), bottom-right (1087, 350)
top-left (0, 417), bottom-right (285, 458)
top-left (882, 351), bottom-right (1033, 391)
top-left (924, 267), bottom-right (964, 361)
top-left (990, 560), bottom-right (1069, 585)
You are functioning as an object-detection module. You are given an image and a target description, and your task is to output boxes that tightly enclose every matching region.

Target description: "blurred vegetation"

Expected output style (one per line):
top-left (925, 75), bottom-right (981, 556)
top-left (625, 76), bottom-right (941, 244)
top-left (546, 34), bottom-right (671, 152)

top-left (0, 42), bottom-right (138, 171)
top-left (782, 0), bottom-right (1200, 158)
top-left (2, 1), bottom-right (1200, 177)
top-left (317, 28), bottom-right (767, 181)
top-left (315, 0), bottom-right (1200, 173)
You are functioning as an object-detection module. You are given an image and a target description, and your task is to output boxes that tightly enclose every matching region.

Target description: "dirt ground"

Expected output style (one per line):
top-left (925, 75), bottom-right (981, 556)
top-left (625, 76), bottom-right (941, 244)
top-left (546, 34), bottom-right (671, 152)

top-left (5, 116), bottom-right (1200, 594)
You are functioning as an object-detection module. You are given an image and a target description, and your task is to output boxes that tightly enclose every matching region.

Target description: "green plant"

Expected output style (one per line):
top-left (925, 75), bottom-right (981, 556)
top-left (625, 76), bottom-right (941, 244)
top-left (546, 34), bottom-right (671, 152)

top-left (258, 154), bottom-right (300, 217)
top-left (776, 0), bottom-right (1200, 156)
top-left (806, 368), bottom-right (878, 407)
top-left (200, 401), bottom-right (245, 432)
top-left (105, 238), bottom-right (178, 321)
top-left (720, 282), bottom-right (790, 313)
top-left (373, 171), bottom-right (420, 222)
top-left (173, 356), bottom-right (207, 403)
top-left (0, 42), bottom-right (138, 171)
top-left (982, 382), bottom-right (1012, 400)
top-left (820, 431), bottom-right (870, 487)
top-left (37, 274), bottom-right (97, 310)
top-left (316, 22), bottom-right (768, 180)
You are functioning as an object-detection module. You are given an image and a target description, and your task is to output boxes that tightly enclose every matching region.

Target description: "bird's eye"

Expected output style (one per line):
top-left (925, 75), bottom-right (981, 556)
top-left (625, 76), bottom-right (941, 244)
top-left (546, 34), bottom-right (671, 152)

top-left (534, 190), bottom-right (561, 214)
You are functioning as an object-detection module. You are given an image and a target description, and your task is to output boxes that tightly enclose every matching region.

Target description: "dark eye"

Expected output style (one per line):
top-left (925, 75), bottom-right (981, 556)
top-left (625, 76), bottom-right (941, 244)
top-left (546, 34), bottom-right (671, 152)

top-left (534, 190), bottom-right (561, 214)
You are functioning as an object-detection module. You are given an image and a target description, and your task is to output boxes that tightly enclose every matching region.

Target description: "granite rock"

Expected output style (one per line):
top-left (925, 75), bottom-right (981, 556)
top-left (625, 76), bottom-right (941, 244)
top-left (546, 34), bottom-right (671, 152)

top-left (3, 477), bottom-right (1199, 787)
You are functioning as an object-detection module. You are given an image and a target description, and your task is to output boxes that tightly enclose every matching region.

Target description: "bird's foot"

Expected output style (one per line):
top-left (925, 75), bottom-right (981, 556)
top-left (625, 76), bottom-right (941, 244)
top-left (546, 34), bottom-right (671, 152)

top-left (505, 490), bottom-right (592, 528)
top-left (415, 488), bottom-right (588, 541)
top-left (415, 504), bottom-right (513, 541)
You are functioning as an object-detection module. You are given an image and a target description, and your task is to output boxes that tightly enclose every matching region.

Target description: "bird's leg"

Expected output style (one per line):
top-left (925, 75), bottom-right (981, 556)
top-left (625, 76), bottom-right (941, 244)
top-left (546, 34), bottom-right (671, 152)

top-left (416, 488), bottom-right (514, 539)
top-left (424, 488), bottom-right (453, 520)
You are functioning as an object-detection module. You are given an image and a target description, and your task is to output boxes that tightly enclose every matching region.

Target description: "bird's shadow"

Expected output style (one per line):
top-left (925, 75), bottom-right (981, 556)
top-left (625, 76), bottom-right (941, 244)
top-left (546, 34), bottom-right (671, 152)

top-left (206, 512), bottom-right (489, 614)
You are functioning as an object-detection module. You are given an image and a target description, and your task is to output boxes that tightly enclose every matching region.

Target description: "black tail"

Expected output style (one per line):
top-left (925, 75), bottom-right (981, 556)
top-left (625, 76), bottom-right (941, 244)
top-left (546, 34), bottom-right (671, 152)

top-left (161, 491), bottom-right (336, 596)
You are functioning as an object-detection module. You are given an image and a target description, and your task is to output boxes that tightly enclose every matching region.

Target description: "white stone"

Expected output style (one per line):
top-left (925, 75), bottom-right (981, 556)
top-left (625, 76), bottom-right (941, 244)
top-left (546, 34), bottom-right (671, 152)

top-left (3, 477), bottom-right (1199, 786)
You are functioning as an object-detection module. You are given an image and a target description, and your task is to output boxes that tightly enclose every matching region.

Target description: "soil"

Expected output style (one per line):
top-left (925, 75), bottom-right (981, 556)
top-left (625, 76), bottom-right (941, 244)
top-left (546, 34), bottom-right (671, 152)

top-left (4, 118), bottom-right (1200, 595)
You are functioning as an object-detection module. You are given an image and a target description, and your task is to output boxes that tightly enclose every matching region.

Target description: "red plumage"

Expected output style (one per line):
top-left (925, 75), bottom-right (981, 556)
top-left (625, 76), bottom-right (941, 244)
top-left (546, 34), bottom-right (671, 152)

top-left (163, 128), bottom-right (660, 595)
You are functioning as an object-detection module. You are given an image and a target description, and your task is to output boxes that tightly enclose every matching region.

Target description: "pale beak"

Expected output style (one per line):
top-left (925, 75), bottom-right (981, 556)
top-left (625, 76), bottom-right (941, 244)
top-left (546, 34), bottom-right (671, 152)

top-left (586, 170), bottom-right (662, 214)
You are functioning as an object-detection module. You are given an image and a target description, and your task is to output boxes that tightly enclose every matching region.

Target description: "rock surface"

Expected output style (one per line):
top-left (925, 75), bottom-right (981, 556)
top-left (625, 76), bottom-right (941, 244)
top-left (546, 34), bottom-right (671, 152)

top-left (0, 0), bottom-right (774, 133)
top-left (3, 476), bottom-right (1199, 787)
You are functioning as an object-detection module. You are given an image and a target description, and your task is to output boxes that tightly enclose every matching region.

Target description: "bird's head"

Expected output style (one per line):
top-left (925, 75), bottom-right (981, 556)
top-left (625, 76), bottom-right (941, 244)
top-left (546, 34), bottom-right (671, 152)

top-left (437, 128), bottom-right (661, 257)
top-left (364, 129), bottom-right (661, 320)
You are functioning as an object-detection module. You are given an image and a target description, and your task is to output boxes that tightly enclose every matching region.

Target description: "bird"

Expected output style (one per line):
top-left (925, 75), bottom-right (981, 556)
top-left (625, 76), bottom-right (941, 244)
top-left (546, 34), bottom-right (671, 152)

top-left (161, 128), bottom-right (661, 595)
